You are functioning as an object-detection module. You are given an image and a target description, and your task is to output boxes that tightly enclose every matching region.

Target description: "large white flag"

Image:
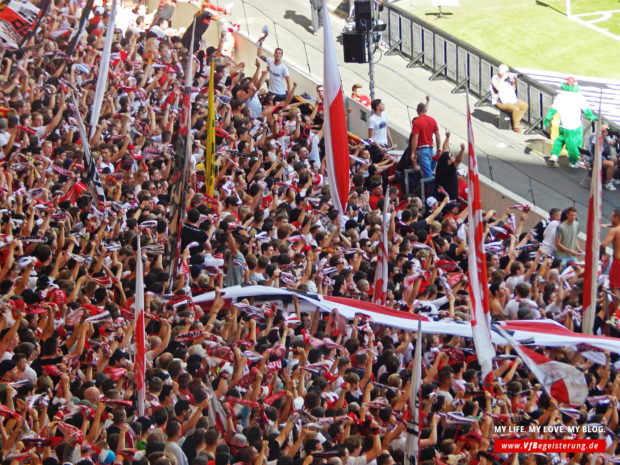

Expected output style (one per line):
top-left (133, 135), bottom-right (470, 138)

top-left (582, 98), bottom-right (602, 335)
top-left (322, 0), bottom-right (349, 215)
top-left (466, 91), bottom-right (495, 390)
top-left (406, 321), bottom-right (423, 465)
top-left (134, 235), bottom-right (146, 417)
top-left (496, 326), bottom-right (587, 405)
top-left (373, 197), bottom-right (389, 304)
top-left (89, 0), bottom-right (117, 139)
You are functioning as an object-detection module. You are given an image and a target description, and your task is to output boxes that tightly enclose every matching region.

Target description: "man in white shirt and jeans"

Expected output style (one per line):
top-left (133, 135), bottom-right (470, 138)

top-left (257, 44), bottom-right (291, 101)
top-left (368, 98), bottom-right (393, 157)
top-left (491, 63), bottom-right (528, 133)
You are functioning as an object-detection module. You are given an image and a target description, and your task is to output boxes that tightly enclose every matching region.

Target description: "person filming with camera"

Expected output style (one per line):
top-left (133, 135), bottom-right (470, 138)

top-left (491, 63), bottom-right (529, 133)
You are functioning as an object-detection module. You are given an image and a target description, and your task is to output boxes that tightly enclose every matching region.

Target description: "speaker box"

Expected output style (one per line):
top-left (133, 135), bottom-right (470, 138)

top-left (343, 32), bottom-right (367, 63)
top-left (354, 0), bottom-right (372, 31)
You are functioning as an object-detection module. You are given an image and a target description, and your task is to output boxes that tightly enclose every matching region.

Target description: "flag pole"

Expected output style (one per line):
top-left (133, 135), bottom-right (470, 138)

top-left (406, 319), bottom-right (423, 465)
top-left (205, 57), bottom-right (216, 196)
top-left (165, 17), bottom-right (196, 287)
top-left (582, 91), bottom-right (603, 335)
top-left (134, 234), bottom-right (146, 417)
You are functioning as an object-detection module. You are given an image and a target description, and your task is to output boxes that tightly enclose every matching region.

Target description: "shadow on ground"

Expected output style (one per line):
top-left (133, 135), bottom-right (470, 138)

top-left (284, 10), bottom-right (314, 34)
top-left (472, 108), bottom-right (500, 128)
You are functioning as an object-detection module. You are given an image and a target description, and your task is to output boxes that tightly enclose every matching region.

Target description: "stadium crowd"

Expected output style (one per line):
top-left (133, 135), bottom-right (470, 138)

top-left (0, 1), bottom-right (618, 465)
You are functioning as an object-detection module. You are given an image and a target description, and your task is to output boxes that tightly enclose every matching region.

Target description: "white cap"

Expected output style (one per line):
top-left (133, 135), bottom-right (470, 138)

top-left (498, 64), bottom-right (509, 75)
top-left (426, 196), bottom-right (438, 208)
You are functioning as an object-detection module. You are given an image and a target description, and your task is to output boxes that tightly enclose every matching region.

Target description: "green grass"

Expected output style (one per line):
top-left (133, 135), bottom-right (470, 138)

top-left (540, 0), bottom-right (620, 15)
top-left (397, 0), bottom-right (620, 80)
top-left (596, 14), bottom-right (620, 36)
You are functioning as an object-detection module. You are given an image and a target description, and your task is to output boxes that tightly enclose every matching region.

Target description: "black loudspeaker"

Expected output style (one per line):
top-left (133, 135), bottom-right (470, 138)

top-left (343, 32), bottom-right (367, 63)
top-left (354, 0), bottom-right (372, 31)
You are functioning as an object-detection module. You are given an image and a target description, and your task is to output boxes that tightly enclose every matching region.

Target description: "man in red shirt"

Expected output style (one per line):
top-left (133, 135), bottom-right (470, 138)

top-left (411, 102), bottom-right (441, 179)
top-left (368, 178), bottom-right (383, 210)
top-left (351, 84), bottom-right (371, 107)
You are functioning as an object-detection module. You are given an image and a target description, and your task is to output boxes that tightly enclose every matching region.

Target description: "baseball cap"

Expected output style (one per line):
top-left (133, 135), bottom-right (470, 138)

top-left (498, 64), bottom-right (509, 75)
top-left (229, 433), bottom-right (247, 450)
top-left (426, 196), bottom-right (438, 208)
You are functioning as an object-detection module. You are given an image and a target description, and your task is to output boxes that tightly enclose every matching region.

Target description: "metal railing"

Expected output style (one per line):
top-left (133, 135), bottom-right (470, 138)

top-left (375, 1), bottom-right (619, 136)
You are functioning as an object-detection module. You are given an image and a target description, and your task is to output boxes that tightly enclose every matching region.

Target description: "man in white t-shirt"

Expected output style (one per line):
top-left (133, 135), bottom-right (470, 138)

top-left (491, 64), bottom-right (528, 133)
top-left (257, 44), bottom-right (291, 101)
top-left (368, 99), bottom-right (392, 153)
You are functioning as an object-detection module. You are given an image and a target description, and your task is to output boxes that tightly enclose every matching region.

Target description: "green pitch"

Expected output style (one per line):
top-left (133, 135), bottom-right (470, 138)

top-left (540, 0), bottom-right (619, 15)
top-left (396, 0), bottom-right (620, 80)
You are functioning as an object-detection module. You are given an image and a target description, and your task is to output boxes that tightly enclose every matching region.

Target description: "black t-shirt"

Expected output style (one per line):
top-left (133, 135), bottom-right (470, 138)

top-left (31, 355), bottom-right (64, 378)
top-left (181, 11), bottom-right (213, 53)
top-left (180, 224), bottom-right (208, 251)
top-left (412, 218), bottom-right (428, 234)
top-left (435, 152), bottom-right (459, 200)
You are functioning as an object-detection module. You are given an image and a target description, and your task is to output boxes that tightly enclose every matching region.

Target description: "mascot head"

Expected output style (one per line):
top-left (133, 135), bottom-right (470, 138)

top-left (561, 76), bottom-right (580, 93)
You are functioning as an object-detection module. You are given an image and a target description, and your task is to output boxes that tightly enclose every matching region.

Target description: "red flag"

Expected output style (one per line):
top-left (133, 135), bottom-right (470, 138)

top-left (322, 0), bottom-right (349, 215)
top-left (373, 196), bottom-right (389, 304)
top-left (59, 182), bottom-right (88, 205)
top-left (465, 92), bottom-right (495, 390)
top-left (134, 236), bottom-right (146, 417)
top-left (583, 104), bottom-right (602, 335)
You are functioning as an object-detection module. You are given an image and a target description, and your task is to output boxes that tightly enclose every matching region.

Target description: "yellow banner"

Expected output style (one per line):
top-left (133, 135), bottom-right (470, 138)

top-left (204, 62), bottom-right (216, 196)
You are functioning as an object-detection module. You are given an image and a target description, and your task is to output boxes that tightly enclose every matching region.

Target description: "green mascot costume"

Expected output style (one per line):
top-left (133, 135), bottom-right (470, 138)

top-left (543, 77), bottom-right (597, 167)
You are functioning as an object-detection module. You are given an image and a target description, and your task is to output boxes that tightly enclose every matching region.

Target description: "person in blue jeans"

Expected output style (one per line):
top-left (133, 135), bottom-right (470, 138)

top-left (411, 101), bottom-right (440, 180)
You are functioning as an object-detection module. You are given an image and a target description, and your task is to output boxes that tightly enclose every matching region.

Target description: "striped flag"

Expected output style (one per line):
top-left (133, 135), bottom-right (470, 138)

top-left (70, 94), bottom-right (106, 205)
top-left (134, 235), bottom-right (146, 417)
top-left (204, 60), bottom-right (216, 196)
top-left (583, 96), bottom-right (602, 335)
top-left (322, 0), bottom-right (349, 215)
top-left (89, 0), bottom-right (117, 139)
top-left (65, 0), bottom-right (94, 56)
top-left (496, 326), bottom-right (587, 405)
top-left (406, 320), bottom-right (423, 465)
top-left (465, 91), bottom-right (495, 390)
top-left (165, 20), bottom-right (195, 285)
top-left (20, 0), bottom-right (51, 48)
top-left (373, 196), bottom-right (389, 304)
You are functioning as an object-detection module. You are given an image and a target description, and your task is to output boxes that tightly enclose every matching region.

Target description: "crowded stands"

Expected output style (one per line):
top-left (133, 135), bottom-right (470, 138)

top-left (0, 1), bottom-right (618, 465)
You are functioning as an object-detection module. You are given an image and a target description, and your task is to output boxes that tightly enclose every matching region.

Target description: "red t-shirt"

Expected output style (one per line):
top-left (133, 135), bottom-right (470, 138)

top-left (351, 94), bottom-right (371, 107)
top-left (411, 114), bottom-right (438, 147)
top-left (369, 194), bottom-right (383, 211)
top-left (458, 178), bottom-right (468, 200)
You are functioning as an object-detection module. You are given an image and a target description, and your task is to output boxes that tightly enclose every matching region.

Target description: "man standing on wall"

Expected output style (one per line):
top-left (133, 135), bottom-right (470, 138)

top-left (555, 206), bottom-right (583, 267)
top-left (309, 0), bottom-right (324, 35)
top-left (411, 101), bottom-right (440, 180)
top-left (257, 44), bottom-right (292, 102)
top-left (491, 64), bottom-right (528, 133)
top-left (351, 84), bottom-right (371, 107)
top-left (368, 98), bottom-right (394, 157)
